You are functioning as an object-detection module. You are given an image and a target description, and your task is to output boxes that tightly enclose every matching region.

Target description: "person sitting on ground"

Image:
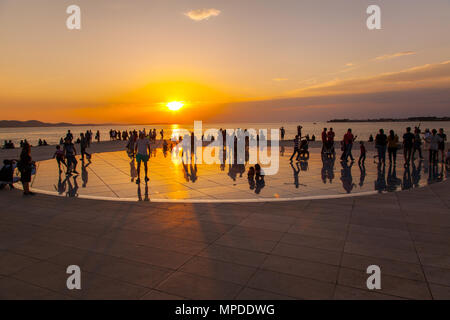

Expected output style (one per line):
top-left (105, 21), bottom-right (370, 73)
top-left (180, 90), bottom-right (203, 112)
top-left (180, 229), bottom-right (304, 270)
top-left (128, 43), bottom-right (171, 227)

top-left (0, 160), bottom-right (19, 190)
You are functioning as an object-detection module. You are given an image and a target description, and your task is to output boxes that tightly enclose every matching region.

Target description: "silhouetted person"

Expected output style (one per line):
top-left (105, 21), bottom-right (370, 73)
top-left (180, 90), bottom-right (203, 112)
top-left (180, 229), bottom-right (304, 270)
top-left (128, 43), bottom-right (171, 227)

top-left (375, 129), bottom-right (387, 164)
top-left (135, 132), bottom-right (151, 184)
top-left (358, 141), bottom-right (366, 165)
top-left (403, 127), bottom-right (414, 165)
top-left (290, 135), bottom-right (300, 162)
top-left (438, 128), bottom-right (447, 162)
top-left (412, 127), bottom-right (423, 160)
top-left (387, 130), bottom-right (399, 164)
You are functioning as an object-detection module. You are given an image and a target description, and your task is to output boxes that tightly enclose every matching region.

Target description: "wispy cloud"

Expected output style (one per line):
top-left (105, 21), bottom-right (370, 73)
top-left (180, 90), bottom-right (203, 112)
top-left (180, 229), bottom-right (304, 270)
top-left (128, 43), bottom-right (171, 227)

top-left (273, 78), bottom-right (288, 82)
top-left (290, 60), bottom-right (450, 96)
top-left (185, 8), bottom-right (221, 21)
top-left (374, 51), bottom-right (416, 61)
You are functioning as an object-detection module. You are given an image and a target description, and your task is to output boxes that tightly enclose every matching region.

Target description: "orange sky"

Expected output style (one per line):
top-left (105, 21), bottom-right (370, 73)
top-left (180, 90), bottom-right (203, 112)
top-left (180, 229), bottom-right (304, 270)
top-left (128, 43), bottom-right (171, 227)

top-left (0, 0), bottom-right (449, 123)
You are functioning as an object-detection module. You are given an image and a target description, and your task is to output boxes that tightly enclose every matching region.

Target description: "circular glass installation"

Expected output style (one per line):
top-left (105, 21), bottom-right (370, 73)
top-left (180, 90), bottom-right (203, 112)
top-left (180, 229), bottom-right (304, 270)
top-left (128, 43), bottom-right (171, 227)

top-left (29, 147), bottom-right (448, 202)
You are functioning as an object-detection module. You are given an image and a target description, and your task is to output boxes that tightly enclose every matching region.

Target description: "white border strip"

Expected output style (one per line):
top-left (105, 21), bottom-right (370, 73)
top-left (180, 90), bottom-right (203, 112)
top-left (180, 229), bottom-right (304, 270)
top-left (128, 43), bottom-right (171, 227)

top-left (25, 185), bottom-right (380, 203)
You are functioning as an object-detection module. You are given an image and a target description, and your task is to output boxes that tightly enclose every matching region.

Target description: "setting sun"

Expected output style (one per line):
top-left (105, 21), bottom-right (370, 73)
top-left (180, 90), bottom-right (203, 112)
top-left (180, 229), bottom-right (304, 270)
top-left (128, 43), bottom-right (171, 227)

top-left (167, 101), bottom-right (184, 111)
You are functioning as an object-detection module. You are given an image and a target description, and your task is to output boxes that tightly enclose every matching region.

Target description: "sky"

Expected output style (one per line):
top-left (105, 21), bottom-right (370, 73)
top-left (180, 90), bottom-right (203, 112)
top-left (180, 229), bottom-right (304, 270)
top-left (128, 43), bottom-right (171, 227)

top-left (0, 0), bottom-right (449, 124)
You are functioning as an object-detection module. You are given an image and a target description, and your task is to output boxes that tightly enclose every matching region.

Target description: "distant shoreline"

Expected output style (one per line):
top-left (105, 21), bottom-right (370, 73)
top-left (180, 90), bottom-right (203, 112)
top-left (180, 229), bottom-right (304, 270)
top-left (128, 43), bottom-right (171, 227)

top-left (0, 120), bottom-right (118, 128)
top-left (328, 117), bottom-right (450, 123)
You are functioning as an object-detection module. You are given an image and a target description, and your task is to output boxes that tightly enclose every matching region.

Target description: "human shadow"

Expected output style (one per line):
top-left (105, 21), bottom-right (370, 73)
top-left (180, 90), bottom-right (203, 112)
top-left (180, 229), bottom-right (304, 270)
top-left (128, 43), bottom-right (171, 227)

top-left (340, 160), bottom-right (356, 193)
top-left (137, 182), bottom-right (149, 201)
top-left (374, 163), bottom-right (386, 193)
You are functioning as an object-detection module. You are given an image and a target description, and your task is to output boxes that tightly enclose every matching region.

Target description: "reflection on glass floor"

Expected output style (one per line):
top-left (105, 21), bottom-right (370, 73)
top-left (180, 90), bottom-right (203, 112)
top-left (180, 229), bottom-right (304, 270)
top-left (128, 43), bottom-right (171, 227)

top-left (30, 148), bottom-right (448, 201)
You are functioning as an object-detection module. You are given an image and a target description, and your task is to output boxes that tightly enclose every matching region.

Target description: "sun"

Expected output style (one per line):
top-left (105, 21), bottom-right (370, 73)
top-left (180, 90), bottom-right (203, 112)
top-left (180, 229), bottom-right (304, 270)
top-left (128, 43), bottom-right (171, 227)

top-left (166, 101), bottom-right (184, 111)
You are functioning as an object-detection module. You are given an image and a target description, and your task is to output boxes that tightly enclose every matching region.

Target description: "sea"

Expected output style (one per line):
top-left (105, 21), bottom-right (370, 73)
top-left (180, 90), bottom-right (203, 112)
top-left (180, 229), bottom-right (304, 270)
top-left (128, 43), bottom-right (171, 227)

top-left (1, 121), bottom-right (449, 147)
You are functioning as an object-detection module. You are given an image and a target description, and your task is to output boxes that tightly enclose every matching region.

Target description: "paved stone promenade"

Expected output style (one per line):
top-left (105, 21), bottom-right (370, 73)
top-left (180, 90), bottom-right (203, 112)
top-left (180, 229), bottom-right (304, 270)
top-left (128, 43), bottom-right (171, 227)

top-left (1, 179), bottom-right (450, 300)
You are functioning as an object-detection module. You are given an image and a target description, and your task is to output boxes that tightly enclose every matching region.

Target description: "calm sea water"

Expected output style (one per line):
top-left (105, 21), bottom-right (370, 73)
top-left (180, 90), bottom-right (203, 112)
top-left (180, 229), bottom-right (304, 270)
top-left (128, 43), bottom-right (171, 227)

top-left (1, 121), bottom-right (449, 147)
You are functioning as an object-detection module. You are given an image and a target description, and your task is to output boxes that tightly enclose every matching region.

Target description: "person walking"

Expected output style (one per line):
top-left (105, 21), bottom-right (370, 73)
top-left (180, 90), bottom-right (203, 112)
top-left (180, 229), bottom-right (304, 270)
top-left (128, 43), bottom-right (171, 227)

top-left (52, 145), bottom-right (67, 173)
top-left (63, 138), bottom-right (78, 175)
top-left (290, 135), bottom-right (300, 162)
top-left (342, 129), bottom-right (356, 162)
top-left (358, 141), bottom-right (366, 165)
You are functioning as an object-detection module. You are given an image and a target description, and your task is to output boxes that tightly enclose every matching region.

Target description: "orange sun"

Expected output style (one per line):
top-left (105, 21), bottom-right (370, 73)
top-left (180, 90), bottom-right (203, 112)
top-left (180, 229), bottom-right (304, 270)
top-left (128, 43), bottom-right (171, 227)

top-left (166, 101), bottom-right (184, 111)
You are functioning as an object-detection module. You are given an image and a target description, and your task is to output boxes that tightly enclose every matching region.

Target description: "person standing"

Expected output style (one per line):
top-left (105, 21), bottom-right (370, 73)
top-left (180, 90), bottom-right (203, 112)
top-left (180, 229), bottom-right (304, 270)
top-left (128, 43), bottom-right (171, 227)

top-left (134, 133), bottom-right (151, 184)
top-left (375, 129), bottom-right (388, 164)
top-left (80, 133), bottom-right (91, 162)
top-left (297, 125), bottom-right (303, 139)
top-left (412, 128), bottom-right (423, 160)
top-left (427, 129), bottom-right (442, 165)
top-left (321, 128), bottom-right (328, 154)
top-left (438, 128), bottom-right (447, 162)
top-left (403, 127), bottom-right (414, 165)
top-left (18, 143), bottom-right (34, 195)
top-left (327, 128), bottom-right (335, 155)
top-left (280, 127), bottom-right (285, 140)
top-left (387, 130), bottom-right (399, 164)
top-left (65, 130), bottom-right (73, 142)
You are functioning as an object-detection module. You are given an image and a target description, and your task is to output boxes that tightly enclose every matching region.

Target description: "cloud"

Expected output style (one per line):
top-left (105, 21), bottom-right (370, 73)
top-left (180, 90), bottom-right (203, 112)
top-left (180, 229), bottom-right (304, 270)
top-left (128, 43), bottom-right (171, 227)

top-left (289, 60), bottom-right (450, 97)
top-left (374, 51), bottom-right (416, 61)
top-left (345, 63), bottom-right (354, 67)
top-left (184, 8), bottom-right (221, 21)
top-left (211, 60), bottom-right (450, 122)
top-left (273, 78), bottom-right (288, 82)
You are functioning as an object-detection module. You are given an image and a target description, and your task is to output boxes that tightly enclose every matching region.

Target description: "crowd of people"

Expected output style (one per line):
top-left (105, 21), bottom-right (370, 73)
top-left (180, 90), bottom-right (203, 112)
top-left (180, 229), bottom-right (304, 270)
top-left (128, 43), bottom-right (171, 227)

top-left (1, 124), bottom-right (449, 197)
top-left (2, 140), bottom-right (15, 149)
top-left (308, 126), bottom-right (449, 167)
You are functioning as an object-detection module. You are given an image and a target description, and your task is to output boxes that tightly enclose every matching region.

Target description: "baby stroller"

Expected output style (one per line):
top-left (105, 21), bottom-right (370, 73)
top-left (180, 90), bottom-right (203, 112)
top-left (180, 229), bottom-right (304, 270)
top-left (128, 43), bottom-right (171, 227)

top-left (0, 160), bottom-right (19, 190)
top-left (298, 139), bottom-right (310, 160)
